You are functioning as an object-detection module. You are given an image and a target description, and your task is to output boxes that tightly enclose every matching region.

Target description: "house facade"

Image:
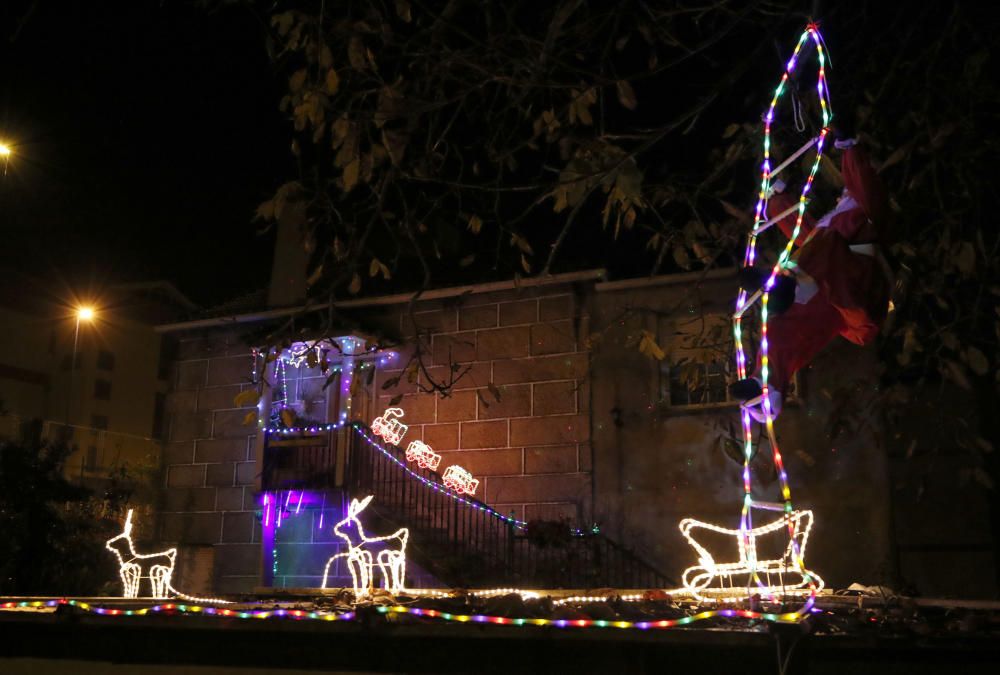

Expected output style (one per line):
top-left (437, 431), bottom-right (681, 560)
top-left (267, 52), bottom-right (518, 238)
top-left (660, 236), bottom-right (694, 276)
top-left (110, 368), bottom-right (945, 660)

top-left (154, 269), bottom-right (993, 597)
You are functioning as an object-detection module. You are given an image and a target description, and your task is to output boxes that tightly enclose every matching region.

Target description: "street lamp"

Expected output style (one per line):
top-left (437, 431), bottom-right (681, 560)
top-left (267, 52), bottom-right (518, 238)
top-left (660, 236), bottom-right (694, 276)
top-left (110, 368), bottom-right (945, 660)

top-left (66, 306), bottom-right (96, 425)
top-left (0, 141), bottom-right (10, 176)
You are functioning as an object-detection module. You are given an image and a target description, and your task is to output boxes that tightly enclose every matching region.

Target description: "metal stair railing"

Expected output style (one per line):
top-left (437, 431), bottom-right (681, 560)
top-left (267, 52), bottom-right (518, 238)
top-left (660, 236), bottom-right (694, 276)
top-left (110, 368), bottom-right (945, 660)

top-left (346, 423), bottom-right (675, 589)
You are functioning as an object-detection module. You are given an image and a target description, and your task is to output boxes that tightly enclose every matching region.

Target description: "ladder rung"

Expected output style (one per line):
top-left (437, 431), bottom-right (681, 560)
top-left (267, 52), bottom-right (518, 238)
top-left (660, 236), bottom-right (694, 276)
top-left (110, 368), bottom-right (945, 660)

top-left (769, 135), bottom-right (821, 181)
top-left (753, 201), bottom-right (803, 235)
top-left (751, 501), bottom-right (787, 512)
top-left (733, 289), bottom-right (763, 319)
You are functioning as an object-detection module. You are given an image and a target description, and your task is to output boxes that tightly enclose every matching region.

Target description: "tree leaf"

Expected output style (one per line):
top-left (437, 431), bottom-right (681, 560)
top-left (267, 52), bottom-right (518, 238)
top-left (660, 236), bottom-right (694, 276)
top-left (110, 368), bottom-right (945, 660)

top-left (468, 214), bottom-right (483, 234)
top-left (510, 233), bottom-right (533, 255)
top-left (963, 346), bottom-right (989, 376)
top-left (616, 80), bottom-right (637, 110)
top-left (389, 393), bottom-right (404, 406)
top-left (343, 158), bottom-right (360, 192)
top-left (942, 359), bottom-right (972, 390)
top-left (255, 200), bottom-right (275, 221)
top-left (955, 241), bottom-right (976, 277)
top-left (289, 69), bottom-right (307, 93)
top-left (487, 381), bottom-right (502, 402)
top-left (381, 375), bottom-right (400, 391)
top-left (280, 408), bottom-right (296, 428)
top-left (306, 263), bottom-right (324, 287)
top-left (348, 35), bottom-right (366, 70)
top-left (394, 0), bottom-right (412, 22)
top-left (459, 254), bottom-right (476, 267)
top-left (348, 273), bottom-right (362, 295)
top-left (324, 68), bottom-right (340, 95)
top-left (521, 254), bottom-right (532, 274)
top-left (722, 123), bottom-right (740, 139)
top-left (638, 330), bottom-right (666, 361)
top-left (234, 389), bottom-right (260, 408)
top-left (369, 257), bottom-right (391, 280)
top-left (476, 389), bottom-right (491, 409)
top-left (319, 44), bottom-right (333, 69)
top-left (242, 410), bottom-right (258, 426)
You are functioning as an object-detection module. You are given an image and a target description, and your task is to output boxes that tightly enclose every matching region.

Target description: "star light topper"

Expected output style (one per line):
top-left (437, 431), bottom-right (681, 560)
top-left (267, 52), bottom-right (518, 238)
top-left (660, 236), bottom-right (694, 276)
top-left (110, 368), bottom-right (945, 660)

top-left (105, 509), bottom-right (177, 599)
top-left (371, 407), bottom-right (408, 446)
top-left (322, 496), bottom-right (409, 599)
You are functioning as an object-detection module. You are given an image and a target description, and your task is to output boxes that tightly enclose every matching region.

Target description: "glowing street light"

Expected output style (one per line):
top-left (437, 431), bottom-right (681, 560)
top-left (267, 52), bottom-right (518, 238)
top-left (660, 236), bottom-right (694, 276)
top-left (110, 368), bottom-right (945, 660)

top-left (0, 141), bottom-right (11, 176)
top-left (66, 306), bottom-right (97, 425)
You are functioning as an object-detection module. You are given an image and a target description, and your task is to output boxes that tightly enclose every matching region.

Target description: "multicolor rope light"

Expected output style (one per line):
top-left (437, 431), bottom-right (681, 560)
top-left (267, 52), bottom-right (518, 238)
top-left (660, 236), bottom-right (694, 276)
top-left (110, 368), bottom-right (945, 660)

top-left (0, 599), bottom-right (355, 622)
top-left (741, 21), bottom-right (830, 605)
top-left (684, 23), bottom-right (832, 610)
top-left (377, 604), bottom-right (811, 629)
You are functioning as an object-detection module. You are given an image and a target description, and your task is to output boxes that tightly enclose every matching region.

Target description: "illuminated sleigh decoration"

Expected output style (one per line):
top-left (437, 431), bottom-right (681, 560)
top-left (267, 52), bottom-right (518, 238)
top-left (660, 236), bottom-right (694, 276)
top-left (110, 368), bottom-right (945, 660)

top-left (371, 407), bottom-right (408, 446)
top-left (679, 509), bottom-right (824, 601)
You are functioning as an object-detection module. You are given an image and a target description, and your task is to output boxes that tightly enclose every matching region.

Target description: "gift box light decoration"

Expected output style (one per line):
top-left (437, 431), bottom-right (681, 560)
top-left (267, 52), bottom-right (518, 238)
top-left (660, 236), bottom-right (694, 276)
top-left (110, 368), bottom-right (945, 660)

top-left (371, 407), bottom-right (408, 445)
top-left (680, 24), bottom-right (829, 607)
top-left (105, 509), bottom-right (177, 599)
top-left (321, 495), bottom-right (409, 599)
top-left (405, 440), bottom-right (442, 471)
top-left (442, 465), bottom-right (479, 496)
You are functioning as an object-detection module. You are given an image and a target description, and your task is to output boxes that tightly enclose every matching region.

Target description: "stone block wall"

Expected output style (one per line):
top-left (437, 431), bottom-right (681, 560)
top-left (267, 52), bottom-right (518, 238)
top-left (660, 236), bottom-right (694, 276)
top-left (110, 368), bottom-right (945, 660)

top-left (162, 331), bottom-right (263, 593)
top-left (371, 283), bottom-right (594, 525)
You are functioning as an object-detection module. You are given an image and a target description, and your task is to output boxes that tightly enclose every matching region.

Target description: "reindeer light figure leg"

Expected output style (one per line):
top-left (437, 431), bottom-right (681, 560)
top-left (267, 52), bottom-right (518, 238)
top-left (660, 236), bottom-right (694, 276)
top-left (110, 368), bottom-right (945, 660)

top-left (120, 563), bottom-right (141, 599)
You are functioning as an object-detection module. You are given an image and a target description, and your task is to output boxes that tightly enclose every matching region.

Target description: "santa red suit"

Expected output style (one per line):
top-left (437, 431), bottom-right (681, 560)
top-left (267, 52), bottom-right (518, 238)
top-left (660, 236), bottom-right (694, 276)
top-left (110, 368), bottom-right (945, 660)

top-left (739, 139), bottom-right (892, 417)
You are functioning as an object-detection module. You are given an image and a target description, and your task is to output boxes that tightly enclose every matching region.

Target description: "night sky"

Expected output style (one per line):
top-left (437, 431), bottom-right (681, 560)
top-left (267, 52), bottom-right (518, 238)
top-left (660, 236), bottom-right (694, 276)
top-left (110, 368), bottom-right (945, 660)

top-left (1, 1), bottom-right (288, 308)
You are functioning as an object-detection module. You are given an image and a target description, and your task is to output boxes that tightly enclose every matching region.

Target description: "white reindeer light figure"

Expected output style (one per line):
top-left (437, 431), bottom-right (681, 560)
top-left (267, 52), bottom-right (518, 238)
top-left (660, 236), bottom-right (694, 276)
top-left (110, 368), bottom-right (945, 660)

top-left (321, 496), bottom-right (409, 599)
top-left (105, 509), bottom-right (177, 598)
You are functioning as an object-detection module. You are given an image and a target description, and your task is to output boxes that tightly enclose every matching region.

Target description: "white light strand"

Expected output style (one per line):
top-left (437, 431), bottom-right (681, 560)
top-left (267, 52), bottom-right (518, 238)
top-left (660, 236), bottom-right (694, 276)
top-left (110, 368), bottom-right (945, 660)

top-left (321, 496), bottom-right (409, 600)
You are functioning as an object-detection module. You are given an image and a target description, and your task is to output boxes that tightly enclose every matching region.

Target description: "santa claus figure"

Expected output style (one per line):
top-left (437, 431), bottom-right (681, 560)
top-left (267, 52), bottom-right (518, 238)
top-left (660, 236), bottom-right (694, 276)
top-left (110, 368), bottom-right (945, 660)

top-left (730, 128), bottom-right (893, 420)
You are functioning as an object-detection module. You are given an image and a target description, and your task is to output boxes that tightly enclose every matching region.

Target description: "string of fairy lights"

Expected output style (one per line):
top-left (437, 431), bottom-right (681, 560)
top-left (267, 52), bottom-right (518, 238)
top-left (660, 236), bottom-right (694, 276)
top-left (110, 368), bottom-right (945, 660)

top-left (0, 598), bottom-right (814, 630)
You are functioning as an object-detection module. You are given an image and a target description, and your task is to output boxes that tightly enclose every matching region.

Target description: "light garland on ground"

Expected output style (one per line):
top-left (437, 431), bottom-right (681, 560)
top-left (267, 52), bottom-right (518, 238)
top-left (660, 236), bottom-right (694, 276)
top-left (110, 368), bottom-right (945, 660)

top-left (441, 464), bottom-right (480, 496)
top-left (105, 510), bottom-right (177, 599)
top-left (1, 598), bottom-right (819, 630)
top-left (0, 599), bottom-right (355, 622)
top-left (405, 440), bottom-right (442, 471)
top-left (353, 424), bottom-right (526, 529)
top-left (684, 23), bottom-right (830, 610)
top-left (377, 604), bottom-right (811, 629)
top-left (322, 496), bottom-right (409, 599)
